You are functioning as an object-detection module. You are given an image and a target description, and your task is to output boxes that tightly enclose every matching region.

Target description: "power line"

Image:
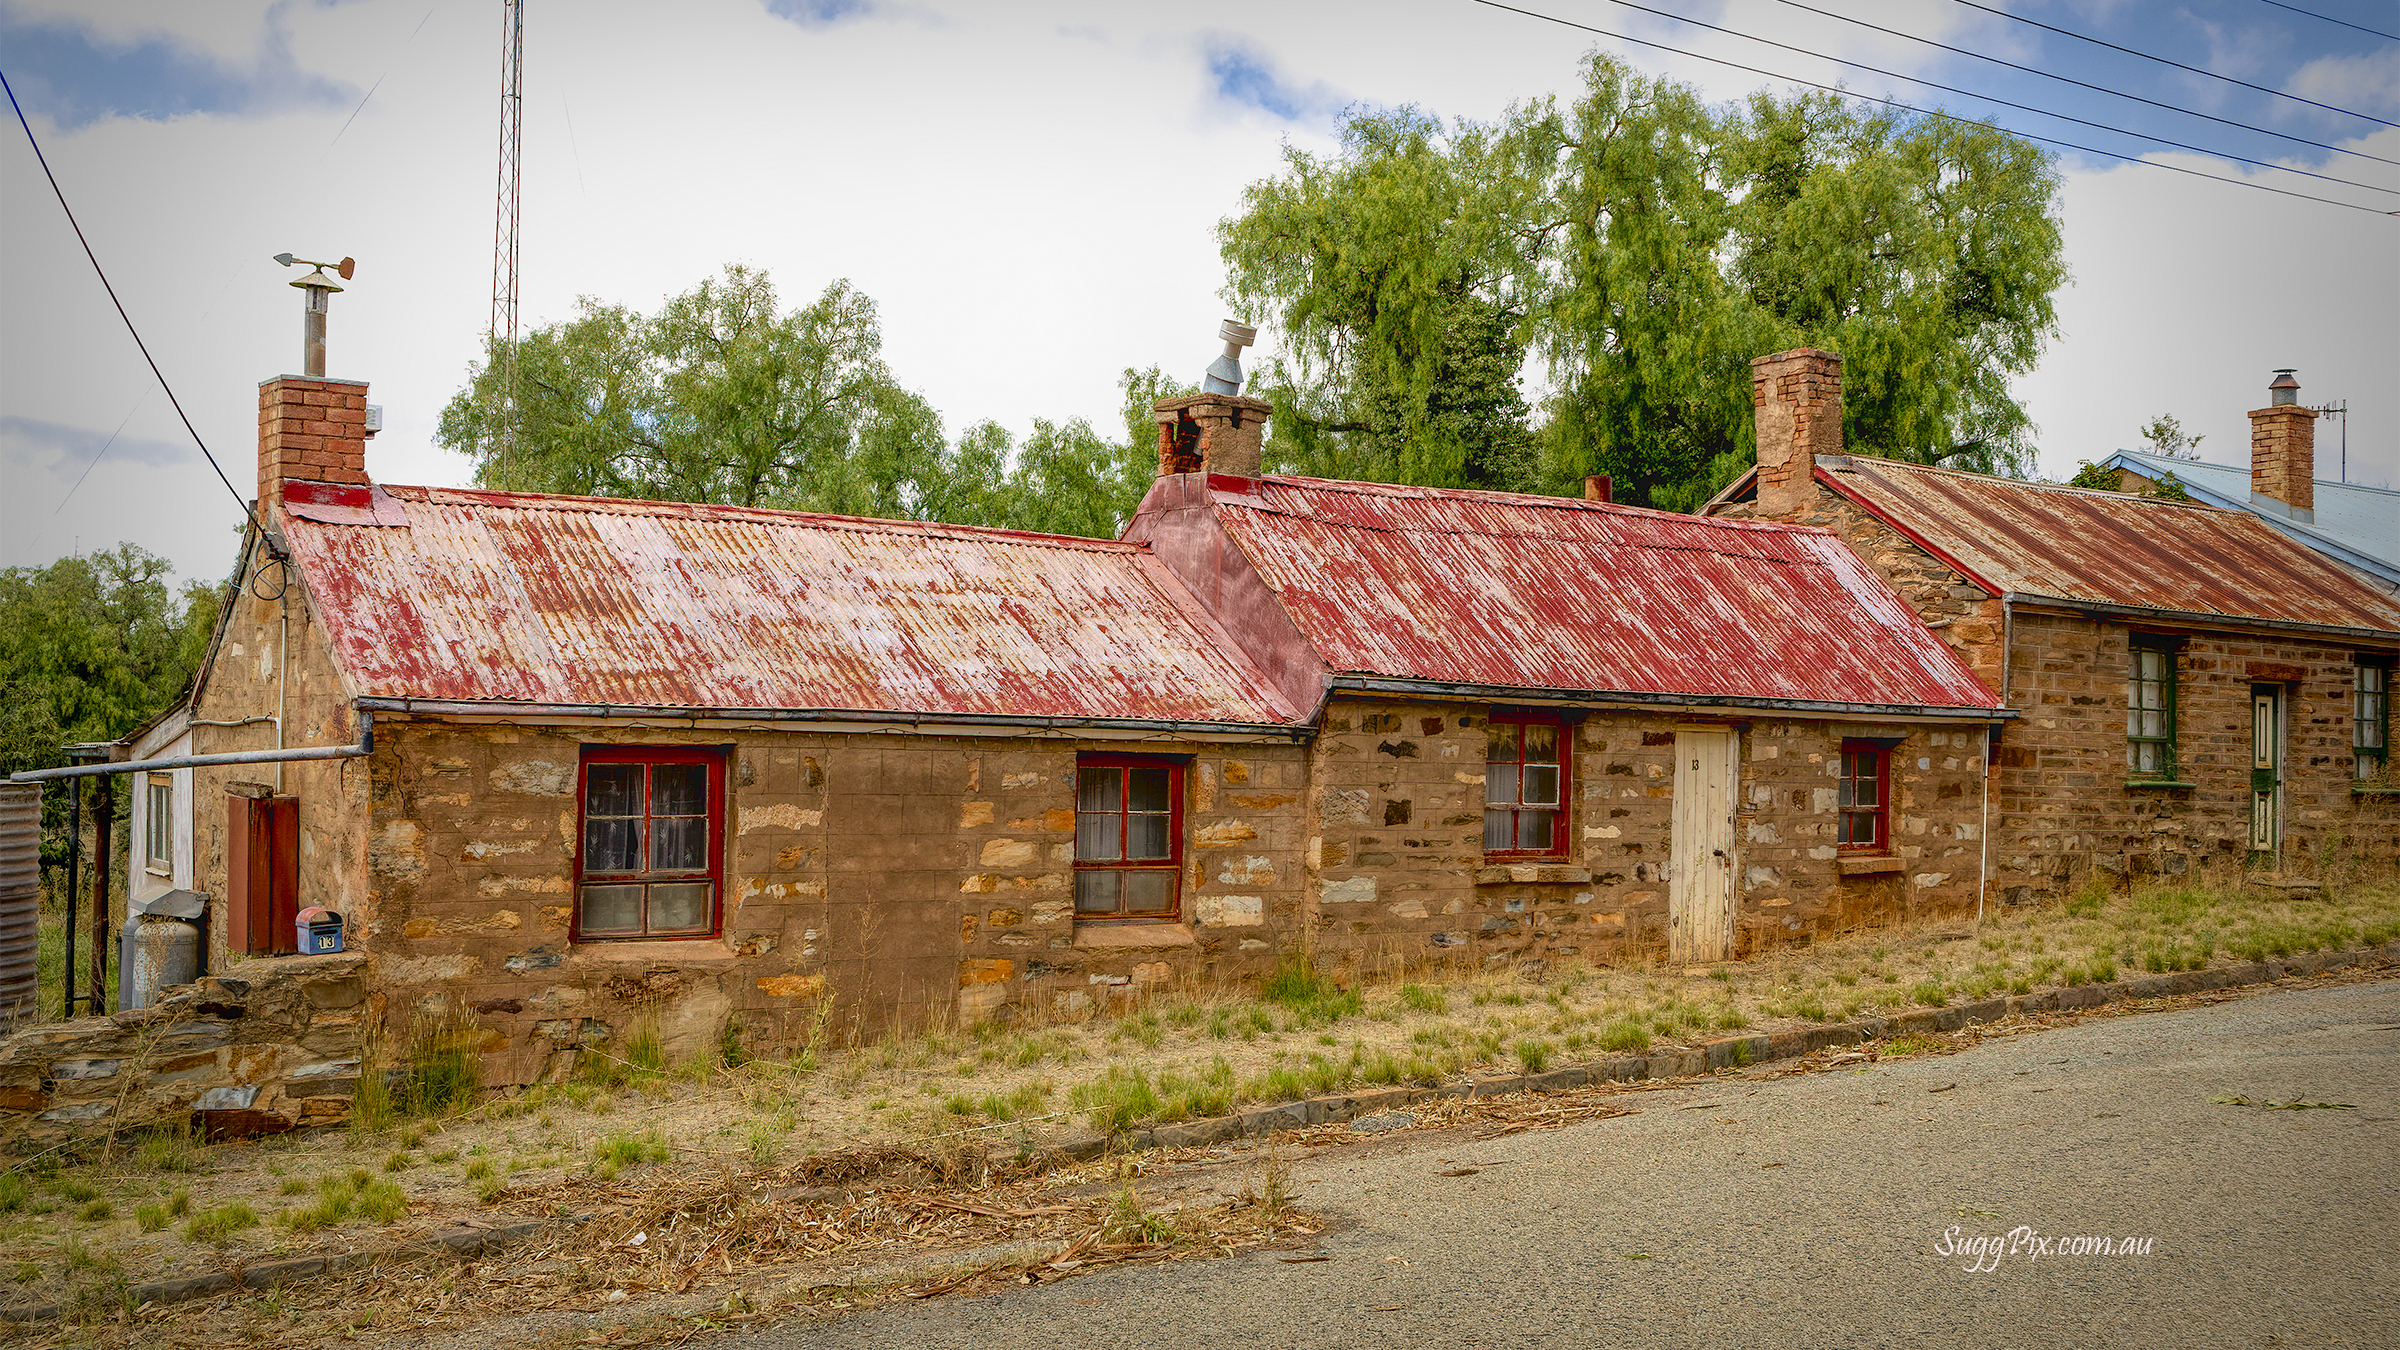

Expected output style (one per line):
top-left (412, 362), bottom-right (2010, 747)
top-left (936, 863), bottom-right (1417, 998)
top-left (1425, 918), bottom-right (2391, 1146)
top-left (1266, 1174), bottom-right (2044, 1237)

top-left (1950, 0), bottom-right (2399, 129)
top-left (1, 66), bottom-right (263, 532)
top-left (1582, 0), bottom-right (2396, 196)
top-left (1464, 0), bottom-right (2400, 216)
top-left (1773, 0), bottom-right (2397, 167)
top-left (2257, 0), bottom-right (2400, 43)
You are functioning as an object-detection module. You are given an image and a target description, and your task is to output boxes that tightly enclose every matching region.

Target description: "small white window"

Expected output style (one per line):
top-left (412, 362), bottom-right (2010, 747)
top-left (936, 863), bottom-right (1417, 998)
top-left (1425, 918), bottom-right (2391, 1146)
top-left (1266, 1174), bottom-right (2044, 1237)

top-left (145, 774), bottom-right (173, 876)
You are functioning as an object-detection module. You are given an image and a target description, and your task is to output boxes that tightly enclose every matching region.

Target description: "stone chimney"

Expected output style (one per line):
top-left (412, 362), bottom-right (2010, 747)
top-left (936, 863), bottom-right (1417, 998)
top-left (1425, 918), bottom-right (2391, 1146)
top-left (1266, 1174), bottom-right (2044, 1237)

top-left (258, 375), bottom-right (370, 512)
top-left (2247, 369), bottom-right (2315, 516)
top-left (1751, 348), bottom-right (1843, 519)
top-left (1154, 393), bottom-right (1271, 480)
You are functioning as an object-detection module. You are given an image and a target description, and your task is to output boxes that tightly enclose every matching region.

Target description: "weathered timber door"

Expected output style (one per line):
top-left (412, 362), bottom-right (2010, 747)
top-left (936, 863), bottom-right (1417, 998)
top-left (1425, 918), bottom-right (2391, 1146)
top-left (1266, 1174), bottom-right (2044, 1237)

top-left (1670, 728), bottom-right (1738, 964)
top-left (2250, 684), bottom-right (2283, 856)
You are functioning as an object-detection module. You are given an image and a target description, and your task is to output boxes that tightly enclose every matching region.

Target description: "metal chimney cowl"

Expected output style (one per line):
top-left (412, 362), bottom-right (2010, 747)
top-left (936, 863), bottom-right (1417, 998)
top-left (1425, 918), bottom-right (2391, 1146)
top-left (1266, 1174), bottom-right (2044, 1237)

top-left (1203, 319), bottom-right (1258, 396)
top-left (2269, 369), bottom-right (2300, 406)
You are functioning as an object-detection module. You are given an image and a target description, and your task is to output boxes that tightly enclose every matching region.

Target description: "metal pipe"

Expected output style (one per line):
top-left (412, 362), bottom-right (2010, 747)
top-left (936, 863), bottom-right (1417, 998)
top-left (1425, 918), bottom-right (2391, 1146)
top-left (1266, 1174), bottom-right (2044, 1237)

top-left (90, 778), bottom-right (111, 1013)
top-left (63, 779), bottom-right (79, 1019)
top-left (303, 286), bottom-right (328, 377)
top-left (1976, 723), bottom-right (1994, 924)
top-left (8, 736), bottom-right (372, 784)
top-left (274, 591), bottom-right (289, 791)
top-left (350, 696), bottom-right (1313, 742)
top-left (1326, 678), bottom-right (2017, 724)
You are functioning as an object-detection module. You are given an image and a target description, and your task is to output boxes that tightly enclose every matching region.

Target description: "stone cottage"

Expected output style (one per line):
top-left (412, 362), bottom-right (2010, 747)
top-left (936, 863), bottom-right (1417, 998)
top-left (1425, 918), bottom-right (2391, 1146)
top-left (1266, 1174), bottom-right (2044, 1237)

top-left (1705, 349), bottom-right (2400, 900)
top-left (81, 339), bottom-right (2016, 1108)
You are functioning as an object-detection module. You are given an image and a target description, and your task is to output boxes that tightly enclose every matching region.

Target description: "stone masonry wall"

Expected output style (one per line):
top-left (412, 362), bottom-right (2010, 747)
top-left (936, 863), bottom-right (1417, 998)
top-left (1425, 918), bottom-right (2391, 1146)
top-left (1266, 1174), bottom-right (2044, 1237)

top-left (1303, 697), bottom-right (1989, 980)
top-left (366, 723), bottom-right (1307, 1087)
top-left (1993, 610), bottom-right (2400, 901)
top-left (0, 953), bottom-right (368, 1144)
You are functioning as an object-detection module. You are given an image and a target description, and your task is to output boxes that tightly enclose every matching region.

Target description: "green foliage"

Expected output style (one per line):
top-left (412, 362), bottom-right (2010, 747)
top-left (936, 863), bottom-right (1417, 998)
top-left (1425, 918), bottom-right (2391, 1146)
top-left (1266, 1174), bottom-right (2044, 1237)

top-left (2067, 460), bottom-right (2123, 491)
top-left (1221, 55), bottom-right (2066, 509)
top-left (439, 265), bottom-right (1193, 540)
top-left (2139, 413), bottom-right (2204, 459)
top-left (183, 1201), bottom-right (257, 1244)
top-left (1, 544), bottom-right (220, 875)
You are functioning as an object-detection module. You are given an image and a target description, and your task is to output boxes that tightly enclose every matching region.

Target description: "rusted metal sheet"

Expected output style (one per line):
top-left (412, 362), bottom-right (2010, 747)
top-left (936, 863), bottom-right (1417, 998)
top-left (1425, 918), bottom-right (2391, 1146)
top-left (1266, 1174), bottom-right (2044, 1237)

top-left (1203, 475), bottom-right (2001, 709)
top-left (277, 488), bottom-right (1299, 726)
top-left (1819, 457), bottom-right (2400, 633)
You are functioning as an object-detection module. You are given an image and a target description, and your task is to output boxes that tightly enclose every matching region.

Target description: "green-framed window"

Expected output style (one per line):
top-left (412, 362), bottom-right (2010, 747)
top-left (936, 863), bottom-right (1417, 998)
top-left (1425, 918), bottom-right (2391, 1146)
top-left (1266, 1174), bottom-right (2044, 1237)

top-left (2126, 635), bottom-right (2180, 780)
top-left (2358, 658), bottom-right (2391, 781)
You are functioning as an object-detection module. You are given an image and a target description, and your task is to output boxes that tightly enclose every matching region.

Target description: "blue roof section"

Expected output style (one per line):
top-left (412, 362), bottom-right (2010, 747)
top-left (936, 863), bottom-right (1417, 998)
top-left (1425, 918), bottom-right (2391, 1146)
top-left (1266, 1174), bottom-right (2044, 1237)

top-left (2097, 450), bottom-right (2400, 591)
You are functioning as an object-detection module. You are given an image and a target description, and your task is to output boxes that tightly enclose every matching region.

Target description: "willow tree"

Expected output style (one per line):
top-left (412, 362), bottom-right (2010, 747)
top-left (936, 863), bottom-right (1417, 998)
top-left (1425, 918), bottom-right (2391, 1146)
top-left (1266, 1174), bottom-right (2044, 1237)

top-left (1221, 54), bottom-right (2067, 509)
top-left (439, 267), bottom-right (952, 519)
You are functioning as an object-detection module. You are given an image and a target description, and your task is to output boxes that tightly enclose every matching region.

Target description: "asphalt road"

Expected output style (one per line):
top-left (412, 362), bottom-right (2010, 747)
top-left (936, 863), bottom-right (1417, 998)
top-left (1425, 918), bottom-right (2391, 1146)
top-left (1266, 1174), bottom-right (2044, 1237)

top-left (754, 979), bottom-right (2400, 1350)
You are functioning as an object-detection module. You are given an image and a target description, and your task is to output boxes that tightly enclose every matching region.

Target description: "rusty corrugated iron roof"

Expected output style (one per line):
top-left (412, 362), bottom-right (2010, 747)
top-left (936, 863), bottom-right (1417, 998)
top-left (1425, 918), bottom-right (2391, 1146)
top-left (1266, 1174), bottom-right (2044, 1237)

top-left (277, 486), bottom-right (1300, 726)
top-left (1200, 475), bottom-right (2002, 710)
top-left (1815, 456), bottom-right (2400, 633)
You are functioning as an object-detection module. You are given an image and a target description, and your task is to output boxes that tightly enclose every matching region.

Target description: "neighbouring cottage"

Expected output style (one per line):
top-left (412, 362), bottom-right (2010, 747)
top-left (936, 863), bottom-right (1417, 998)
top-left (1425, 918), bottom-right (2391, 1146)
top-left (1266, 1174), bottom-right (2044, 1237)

top-left (2091, 370), bottom-right (2397, 596)
top-left (1125, 425), bottom-right (2006, 982)
top-left (46, 333), bottom-right (2019, 1125)
top-left (1706, 349), bottom-right (2400, 901)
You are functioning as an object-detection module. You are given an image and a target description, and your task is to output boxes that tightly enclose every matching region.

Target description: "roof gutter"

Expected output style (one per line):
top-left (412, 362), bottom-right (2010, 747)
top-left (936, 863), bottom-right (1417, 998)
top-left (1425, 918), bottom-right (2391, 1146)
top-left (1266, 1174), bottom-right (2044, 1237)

top-left (8, 714), bottom-right (374, 783)
top-left (1325, 678), bottom-right (2014, 723)
top-left (2001, 594), bottom-right (2400, 647)
top-left (350, 697), bottom-right (1314, 743)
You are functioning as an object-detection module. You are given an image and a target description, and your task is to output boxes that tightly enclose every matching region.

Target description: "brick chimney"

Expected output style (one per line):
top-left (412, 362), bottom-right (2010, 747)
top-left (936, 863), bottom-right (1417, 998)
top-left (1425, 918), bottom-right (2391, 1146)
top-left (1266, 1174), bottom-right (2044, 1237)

top-left (2247, 369), bottom-right (2315, 516)
top-left (1751, 348), bottom-right (1842, 519)
top-left (258, 375), bottom-right (370, 512)
top-left (1154, 393), bottom-right (1271, 480)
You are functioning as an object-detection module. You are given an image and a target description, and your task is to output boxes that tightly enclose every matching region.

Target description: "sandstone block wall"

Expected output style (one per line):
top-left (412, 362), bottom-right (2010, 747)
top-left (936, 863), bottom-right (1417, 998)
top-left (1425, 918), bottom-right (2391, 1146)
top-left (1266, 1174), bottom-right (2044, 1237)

top-left (1994, 610), bottom-right (2399, 900)
top-left (1302, 698), bottom-right (1989, 980)
top-left (366, 723), bottom-right (1306, 1086)
top-left (0, 953), bottom-right (368, 1144)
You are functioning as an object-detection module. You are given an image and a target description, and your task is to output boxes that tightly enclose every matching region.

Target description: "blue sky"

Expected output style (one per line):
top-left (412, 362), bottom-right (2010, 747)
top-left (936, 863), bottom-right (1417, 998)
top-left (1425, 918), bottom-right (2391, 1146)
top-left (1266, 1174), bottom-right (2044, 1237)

top-left (2, 0), bottom-right (2393, 585)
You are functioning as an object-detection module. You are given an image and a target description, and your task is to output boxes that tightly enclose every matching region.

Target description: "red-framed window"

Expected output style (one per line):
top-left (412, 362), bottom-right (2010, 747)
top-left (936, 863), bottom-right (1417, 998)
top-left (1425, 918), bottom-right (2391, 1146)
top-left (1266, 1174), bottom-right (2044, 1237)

top-left (1837, 740), bottom-right (1890, 852)
top-left (1074, 754), bottom-right (1183, 920)
top-left (1484, 713), bottom-right (1568, 857)
top-left (575, 746), bottom-right (727, 940)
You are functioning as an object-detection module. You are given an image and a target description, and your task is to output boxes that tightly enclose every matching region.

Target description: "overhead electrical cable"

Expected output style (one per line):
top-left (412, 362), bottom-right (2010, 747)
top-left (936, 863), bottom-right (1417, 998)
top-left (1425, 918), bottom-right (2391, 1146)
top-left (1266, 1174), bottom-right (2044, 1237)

top-left (1772, 0), bottom-right (2397, 167)
top-left (2, 66), bottom-right (264, 532)
top-left (1949, 0), bottom-right (2399, 129)
top-left (1464, 0), bottom-right (2400, 216)
top-left (1581, 0), bottom-right (2396, 196)
top-left (2256, 0), bottom-right (2400, 43)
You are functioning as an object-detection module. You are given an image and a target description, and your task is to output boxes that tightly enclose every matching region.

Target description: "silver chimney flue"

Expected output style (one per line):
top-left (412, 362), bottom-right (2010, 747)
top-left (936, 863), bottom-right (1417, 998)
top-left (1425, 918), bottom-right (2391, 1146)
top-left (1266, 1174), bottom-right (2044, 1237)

top-left (1203, 319), bottom-right (1257, 396)
top-left (2269, 368), bottom-right (2300, 406)
top-left (275, 253), bottom-right (355, 377)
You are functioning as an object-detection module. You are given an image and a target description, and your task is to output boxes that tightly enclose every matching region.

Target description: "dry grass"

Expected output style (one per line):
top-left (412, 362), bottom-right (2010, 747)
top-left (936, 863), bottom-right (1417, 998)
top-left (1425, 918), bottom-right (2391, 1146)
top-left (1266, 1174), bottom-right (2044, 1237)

top-left (2, 871), bottom-right (2391, 1327)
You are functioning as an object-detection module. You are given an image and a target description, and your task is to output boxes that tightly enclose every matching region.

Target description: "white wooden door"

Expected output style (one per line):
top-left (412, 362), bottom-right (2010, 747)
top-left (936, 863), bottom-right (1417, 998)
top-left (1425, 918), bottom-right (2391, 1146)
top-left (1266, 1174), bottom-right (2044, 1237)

top-left (1670, 728), bottom-right (1738, 964)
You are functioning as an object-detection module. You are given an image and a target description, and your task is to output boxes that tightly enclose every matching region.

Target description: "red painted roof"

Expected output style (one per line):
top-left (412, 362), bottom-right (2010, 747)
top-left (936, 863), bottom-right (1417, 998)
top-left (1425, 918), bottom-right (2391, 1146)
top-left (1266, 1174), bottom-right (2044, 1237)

top-left (1812, 457), bottom-right (2400, 633)
top-left (1195, 475), bottom-right (2001, 710)
top-left (276, 486), bottom-right (1299, 726)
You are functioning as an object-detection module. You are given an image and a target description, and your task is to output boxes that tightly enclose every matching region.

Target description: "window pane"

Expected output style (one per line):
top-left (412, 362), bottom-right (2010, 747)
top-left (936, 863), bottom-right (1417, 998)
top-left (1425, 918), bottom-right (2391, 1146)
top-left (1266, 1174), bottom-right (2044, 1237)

top-left (1076, 811), bottom-right (1120, 861)
top-left (1484, 809), bottom-right (1512, 851)
top-left (1126, 812), bottom-right (1170, 860)
top-left (1122, 870), bottom-right (1175, 914)
top-left (586, 763), bottom-right (641, 817)
top-left (651, 815), bottom-right (705, 872)
top-left (650, 763), bottom-right (707, 818)
top-left (1521, 764), bottom-right (1558, 807)
top-left (1075, 870), bottom-right (1122, 914)
top-left (1521, 723), bottom-right (1557, 764)
top-left (1487, 724), bottom-right (1518, 763)
top-left (1126, 766), bottom-right (1170, 814)
top-left (1516, 810), bottom-right (1554, 852)
top-left (584, 817), bottom-right (640, 873)
top-left (647, 882), bottom-right (711, 931)
top-left (1486, 764), bottom-right (1519, 808)
top-left (147, 783), bottom-right (171, 865)
top-left (580, 884), bottom-right (642, 933)
top-left (1077, 766), bottom-right (1120, 813)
